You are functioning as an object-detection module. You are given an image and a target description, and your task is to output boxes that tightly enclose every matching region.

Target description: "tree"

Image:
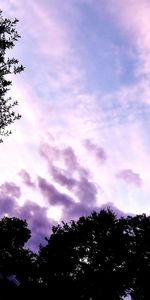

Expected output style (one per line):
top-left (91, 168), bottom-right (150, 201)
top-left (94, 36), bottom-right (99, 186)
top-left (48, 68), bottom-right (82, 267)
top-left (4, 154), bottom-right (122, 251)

top-left (38, 209), bottom-right (132, 299)
top-left (38, 209), bottom-right (150, 299)
top-left (0, 10), bottom-right (24, 142)
top-left (1, 209), bottom-right (150, 297)
top-left (123, 214), bottom-right (150, 300)
top-left (0, 217), bottom-right (36, 288)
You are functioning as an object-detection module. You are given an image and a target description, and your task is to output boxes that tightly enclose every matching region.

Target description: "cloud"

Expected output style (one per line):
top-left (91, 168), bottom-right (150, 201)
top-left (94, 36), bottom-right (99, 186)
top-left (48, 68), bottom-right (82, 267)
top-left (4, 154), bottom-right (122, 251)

top-left (62, 200), bottom-right (131, 222)
top-left (0, 179), bottom-right (54, 252)
top-left (116, 169), bottom-right (142, 187)
top-left (37, 176), bottom-right (74, 207)
top-left (0, 182), bottom-right (21, 199)
top-left (107, 0), bottom-right (150, 77)
top-left (18, 169), bottom-right (35, 187)
top-left (39, 142), bottom-right (90, 181)
top-left (0, 195), bottom-right (16, 217)
top-left (39, 142), bottom-right (61, 165)
top-left (84, 139), bottom-right (107, 163)
top-left (39, 141), bottom-right (98, 206)
top-left (0, 185), bottom-right (54, 252)
top-left (75, 176), bottom-right (97, 205)
top-left (0, 175), bottom-right (134, 251)
top-left (50, 165), bottom-right (77, 190)
top-left (0, 181), bottom-right (20, 216)
top-left (17, 201), bottom-right (53, 252)
top-left (61, 147), bottom-right (79, 171)
top-left (1, 0), bottom-right (72, 62)
top-left (40, 143), bottom-right (81, 173)
top-left (63, 202), bottom-right (99, 221)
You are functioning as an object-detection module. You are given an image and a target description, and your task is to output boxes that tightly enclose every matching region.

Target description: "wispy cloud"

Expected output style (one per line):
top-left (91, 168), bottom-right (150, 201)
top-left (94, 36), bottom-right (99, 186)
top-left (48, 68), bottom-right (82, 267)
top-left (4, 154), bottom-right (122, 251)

top-left (116, 169), bottom-right (142, 187)
top-left (19, 170), bottom-right (35, 187)
top-left (84, 139), bottom-right (107, 163)
top-left (107, 0), bottom-right (150, 77)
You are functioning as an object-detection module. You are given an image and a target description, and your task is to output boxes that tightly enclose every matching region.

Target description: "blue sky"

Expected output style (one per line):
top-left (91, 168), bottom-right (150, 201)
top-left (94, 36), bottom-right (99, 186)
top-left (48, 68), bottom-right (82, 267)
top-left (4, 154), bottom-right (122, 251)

top-left (1, 0), bottom-right (150, 249)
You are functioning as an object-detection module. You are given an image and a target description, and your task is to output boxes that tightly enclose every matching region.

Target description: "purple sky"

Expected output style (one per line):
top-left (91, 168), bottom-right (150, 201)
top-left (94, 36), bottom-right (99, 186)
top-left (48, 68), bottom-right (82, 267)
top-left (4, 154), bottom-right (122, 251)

top-left (1, 0), bottom-right (150, 249)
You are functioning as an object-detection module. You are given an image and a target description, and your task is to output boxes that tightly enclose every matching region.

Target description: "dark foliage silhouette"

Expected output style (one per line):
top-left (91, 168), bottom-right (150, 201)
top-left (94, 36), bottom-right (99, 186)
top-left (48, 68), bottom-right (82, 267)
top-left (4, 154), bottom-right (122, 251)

top-left (38, 210), bottom-right (150, 299)
top-left (0, 10), bottom-right (24, 142)
top-left (38, 209), bottom-right (131, 299)
top-left (0, 210), bottom-right (150, 299)
top-left (0, 217), bottom-right (36, 289)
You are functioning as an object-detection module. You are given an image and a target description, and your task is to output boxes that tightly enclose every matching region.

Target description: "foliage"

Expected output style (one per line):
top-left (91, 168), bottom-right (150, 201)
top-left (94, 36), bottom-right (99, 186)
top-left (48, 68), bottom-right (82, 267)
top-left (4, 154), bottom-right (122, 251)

top-left (0, 217), bottom-right (36, 288)
top-left (0, 210), bottom-right (150, 298)
top-left (0, 10), bottom-right (24, 142)
top-left (38, 210), bottom-right (150, 299)
top-left (38, 209), bottom-right (130, 298)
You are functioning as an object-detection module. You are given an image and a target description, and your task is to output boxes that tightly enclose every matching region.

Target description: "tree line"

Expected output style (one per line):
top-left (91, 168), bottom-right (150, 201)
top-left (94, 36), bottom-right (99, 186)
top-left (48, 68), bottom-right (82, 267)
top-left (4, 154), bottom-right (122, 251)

top-left (0, 209), bottom-right (150, 299)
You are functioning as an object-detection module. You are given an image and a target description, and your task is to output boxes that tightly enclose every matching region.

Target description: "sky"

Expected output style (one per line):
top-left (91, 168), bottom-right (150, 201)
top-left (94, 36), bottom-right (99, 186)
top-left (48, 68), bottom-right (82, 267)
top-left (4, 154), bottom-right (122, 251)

top-left (0, 0), bottom-right (150, 250)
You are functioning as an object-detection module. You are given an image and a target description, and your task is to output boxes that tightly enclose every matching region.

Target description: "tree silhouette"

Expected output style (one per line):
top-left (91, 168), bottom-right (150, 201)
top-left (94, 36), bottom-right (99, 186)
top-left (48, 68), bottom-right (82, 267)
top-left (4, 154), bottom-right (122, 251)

top-left (1, 210), bottom-right (150, 298)
top-left (37, 209), bottom-right (150, 299)
top-left (123, 214), bottom-right (150, 300)
top-left (0, 10), bottom-right (24, 142)
top-left (38, 209), bottom-right (133, 299)
top-left (0, 217), bottom-right (36, 289)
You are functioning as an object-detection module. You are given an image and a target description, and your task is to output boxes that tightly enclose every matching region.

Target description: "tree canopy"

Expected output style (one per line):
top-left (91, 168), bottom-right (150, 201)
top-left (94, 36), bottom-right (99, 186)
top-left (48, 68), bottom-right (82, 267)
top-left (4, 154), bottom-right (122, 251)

top-left (0, 10), bottom-right (24, 142)
top-left (38, 210), bottom-right (150, 299)
top-left (0, 217), bottom-right (36, 289)
top-left (38, 209), bottom-right (129, 298)
top-left (0, 210), bottom-right (150, 298)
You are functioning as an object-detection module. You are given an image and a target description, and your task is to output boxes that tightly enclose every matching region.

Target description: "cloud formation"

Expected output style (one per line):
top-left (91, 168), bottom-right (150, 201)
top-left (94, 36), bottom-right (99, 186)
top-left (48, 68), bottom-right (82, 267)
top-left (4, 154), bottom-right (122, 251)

top-left (108, 0), bottom-right (150, 77)
top-left (0, 182), bottom-right (21, 199)
top-left (50, 165), bottom-right (77, 190)
top-left (116, 169), bottom-right (142, 187)
top-left (0, 195), bottom-right (16, 216)
top-left (0, 180), bottom-right (54, 251)
top-left (19, 170), bottom-right (35, 187)
top-left (17, 201), bottom-right (53, 251)
top-left (84, 139), bottom-right (107, 163)
top-left (38, 176), bottom-right (74, 207)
